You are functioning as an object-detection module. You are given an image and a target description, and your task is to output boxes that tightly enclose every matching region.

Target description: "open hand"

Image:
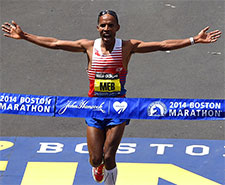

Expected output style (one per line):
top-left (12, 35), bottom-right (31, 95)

top-left (196, 26), bottom-right (222, 43)
top-left (2, 21), bottom-right (24, 39)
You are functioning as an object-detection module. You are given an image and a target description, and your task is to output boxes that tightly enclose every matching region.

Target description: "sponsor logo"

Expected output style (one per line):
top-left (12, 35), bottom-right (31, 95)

top-left (148, 101), bottom-right (167, 116)
top-left (94, 49), bottom-right (101, 56)
top-left (58, 100), bottom-right (105, 115)
top-left (113, 101), bottom-right (127, 114)
top-left (116, 67), bottom-right (123, 72)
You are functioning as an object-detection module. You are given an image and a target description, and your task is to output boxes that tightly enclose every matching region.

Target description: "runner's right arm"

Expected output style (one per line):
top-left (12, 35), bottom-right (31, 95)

top-left (1, 21), bottom-right (88, 52)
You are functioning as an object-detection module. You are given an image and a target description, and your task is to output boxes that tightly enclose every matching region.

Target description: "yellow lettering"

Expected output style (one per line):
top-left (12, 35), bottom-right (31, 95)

top-left (0, 141), bottom-right (14, 151)
top-left (20, 162), bottom-right (78, 185)
top-left (116, 163), bottom-right (221, 185)
top-left (0, 161), bottom-right (8, 171)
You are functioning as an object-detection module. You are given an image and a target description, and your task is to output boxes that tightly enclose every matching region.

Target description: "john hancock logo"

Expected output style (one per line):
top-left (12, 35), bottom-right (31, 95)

top-left (148, 101), bottom-right (167, 116)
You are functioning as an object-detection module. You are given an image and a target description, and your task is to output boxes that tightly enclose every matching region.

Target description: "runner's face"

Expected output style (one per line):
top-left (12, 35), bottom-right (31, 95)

top-left (97, 14), bottom-right (120, 45)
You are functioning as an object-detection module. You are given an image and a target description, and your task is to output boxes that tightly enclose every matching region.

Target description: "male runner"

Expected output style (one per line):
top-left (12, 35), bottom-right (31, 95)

top-left (2, 10), bottom-right (221, 185)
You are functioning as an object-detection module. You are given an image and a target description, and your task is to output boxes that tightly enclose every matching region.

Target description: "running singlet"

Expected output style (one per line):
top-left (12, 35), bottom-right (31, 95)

top-left (87, 38), bottom-right (128, 97)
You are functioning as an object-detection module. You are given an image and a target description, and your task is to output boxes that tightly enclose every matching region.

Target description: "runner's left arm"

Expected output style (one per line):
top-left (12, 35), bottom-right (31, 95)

top-left (131, 26), bottom-right (222, 53)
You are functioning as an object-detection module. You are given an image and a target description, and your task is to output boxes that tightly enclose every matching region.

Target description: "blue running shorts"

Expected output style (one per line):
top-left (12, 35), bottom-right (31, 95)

top-left (85, 118), bottom-right (130, 130)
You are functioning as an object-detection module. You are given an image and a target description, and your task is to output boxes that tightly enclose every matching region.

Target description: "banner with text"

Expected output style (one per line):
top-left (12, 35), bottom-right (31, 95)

top-left (0, 93), bottom-right (55, 117)
top-left (1, 92), bottom-right (224, 120)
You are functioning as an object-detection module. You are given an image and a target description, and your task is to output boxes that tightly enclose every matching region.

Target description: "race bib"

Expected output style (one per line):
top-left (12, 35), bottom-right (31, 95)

top-left (94, 73), bottom-right (121, 95)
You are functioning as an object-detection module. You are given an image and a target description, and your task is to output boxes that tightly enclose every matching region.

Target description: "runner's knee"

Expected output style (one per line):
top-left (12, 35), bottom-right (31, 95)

top-left (89, 155), bottom-right (103, 167)
top-left (104, 152), bottom-right (114, 163)
top-left (104, 146), bottom-right (117, 163)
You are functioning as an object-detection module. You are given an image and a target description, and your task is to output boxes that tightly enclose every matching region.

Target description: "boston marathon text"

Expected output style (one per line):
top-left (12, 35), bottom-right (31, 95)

top-left (169, 101), bottom-right (221, 109)
top-left (0, 95), bottom-right (52, 104)
top-left (169, 101), bottom-right (222, 117)
top-left (0, 94), bottom-right (53, 113)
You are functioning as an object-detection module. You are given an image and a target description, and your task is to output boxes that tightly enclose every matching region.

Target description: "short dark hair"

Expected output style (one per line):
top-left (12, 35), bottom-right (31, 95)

top-left (98, 10), bottom-right (119, 24)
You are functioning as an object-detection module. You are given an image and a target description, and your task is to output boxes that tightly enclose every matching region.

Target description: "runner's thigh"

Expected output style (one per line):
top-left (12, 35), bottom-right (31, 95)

top-left (104, 122), bottom-right (126, 155)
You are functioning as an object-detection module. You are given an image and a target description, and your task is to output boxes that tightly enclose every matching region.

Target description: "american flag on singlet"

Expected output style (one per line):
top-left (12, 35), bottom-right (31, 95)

top-left (87, 38), bottom-right (128, 97)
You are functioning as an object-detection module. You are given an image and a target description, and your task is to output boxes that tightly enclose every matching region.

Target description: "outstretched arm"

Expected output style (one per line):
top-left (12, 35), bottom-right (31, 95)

top-left (1, 21), bottom-right (89, 52)
top-left (131, 26), bottom-right (222, 53)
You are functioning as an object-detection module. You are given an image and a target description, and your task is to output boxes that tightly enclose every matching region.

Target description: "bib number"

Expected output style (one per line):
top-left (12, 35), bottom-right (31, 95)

top-left (94, 73), bottom-right (121, 96)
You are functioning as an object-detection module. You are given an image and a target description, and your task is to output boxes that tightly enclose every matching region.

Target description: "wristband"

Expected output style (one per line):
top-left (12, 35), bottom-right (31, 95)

top-left (189, 37), bottom-right (195, 45)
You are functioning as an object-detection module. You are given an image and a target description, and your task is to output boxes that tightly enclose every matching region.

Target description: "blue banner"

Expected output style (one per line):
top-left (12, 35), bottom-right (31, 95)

top-left (1, 92), bottom-right (224, 120)
top-left (55, 96), bottom-right (225, 120)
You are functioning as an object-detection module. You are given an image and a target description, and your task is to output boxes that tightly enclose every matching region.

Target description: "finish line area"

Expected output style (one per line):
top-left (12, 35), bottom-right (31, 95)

top-left (0, 93), bottom-right (224, 120)
top-left (0, 137), bottom-right (224, 185)
top-left (0, 94), bottom-right (225, 184)
top-left (1, 1), bottom-right (224, 185)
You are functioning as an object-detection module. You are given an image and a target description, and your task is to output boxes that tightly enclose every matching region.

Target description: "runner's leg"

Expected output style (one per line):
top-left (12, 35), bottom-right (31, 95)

top-left (103, 121), bottom-right (126, 170)
top-left (87, 126), bottom-right (106, 167)
top-left (103, 122), bottom-right (126, 185)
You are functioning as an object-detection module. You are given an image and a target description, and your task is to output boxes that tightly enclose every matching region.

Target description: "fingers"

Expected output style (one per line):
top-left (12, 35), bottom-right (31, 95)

top-left (3, 33), bottom-right (12, 38)
top-left (2, 25), bottom-right (11, 32)
top-left (2, 21), bottom-right (18, 29)
top-left (1, 23), bottom-right (11, 36)
top-left (12, 20), bottom-right (17, 28)
top-left (2, 22), bottom-right (13, 31)
top-left (1, 22), bottom-right (13, 35)
top-left (203, 27), bottom-right (222, 37)
top-left (202, 26), bottom-right (210, 32)
top-left (4, 22), bottom-right (12, 27)
top-left (210, 38), bottom-right (219, 43)
top-left (209, 30), bottom-right (222, 42)
top-left (211, 33), bottom-right (221, 40)
top-left (209, 29), bottom-right (221, 35)
top-left (210, 35), bottom-right (221, 43)
top-left (2, 28), bottom-right (10, 35)
top-left (3, 22), bottom-right (11, 27)
top-left (199, 26), bottom-right (222, 43)
top-left (2, 24), bottom-right (11, 37)
top-left (2, 21), bottom-right (17, 33)
top-left (2, 21), bottom-right (15, 38)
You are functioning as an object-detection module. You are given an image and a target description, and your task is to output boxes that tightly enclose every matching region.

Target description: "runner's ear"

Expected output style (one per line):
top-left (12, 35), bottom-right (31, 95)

top-left (116, 24), bottom-right (120, 31)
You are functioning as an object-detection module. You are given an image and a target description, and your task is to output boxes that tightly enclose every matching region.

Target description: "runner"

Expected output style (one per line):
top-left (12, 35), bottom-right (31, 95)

top-left (1, 10), bottom-right (221, 185)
